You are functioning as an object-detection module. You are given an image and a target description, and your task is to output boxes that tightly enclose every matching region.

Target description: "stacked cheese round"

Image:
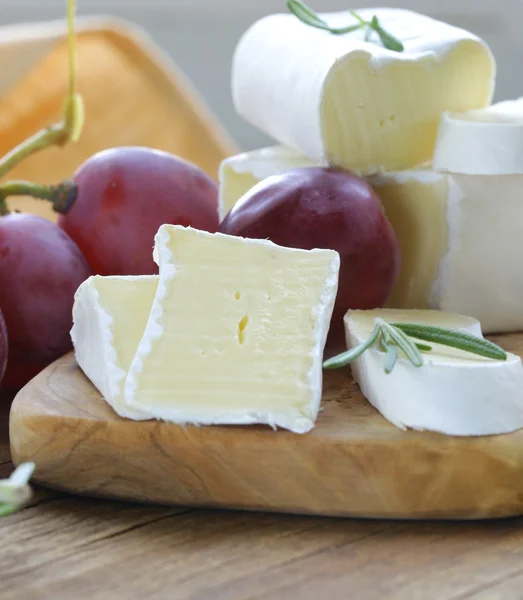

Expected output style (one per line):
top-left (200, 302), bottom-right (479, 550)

top-left (232, 8), bottom-right (494, 175)
top-left (225, 8), bottom-right (523, 334)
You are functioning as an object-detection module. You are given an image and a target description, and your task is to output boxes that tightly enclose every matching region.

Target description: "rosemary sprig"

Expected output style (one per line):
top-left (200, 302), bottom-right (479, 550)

top-left (286, 0), bottom-right (404, 52)
top-left (379, 320), bottom-right (423, 367)
top-left (391, 323), bottom-right (507, 361)
top-left (323, 320), bottom-right (507, 373)
top-left (323, 323), bottom-right (381, 370)
top-left (380, 326), bottom-right (397, 374)
top-left (0, 463), bottom-right (35, 517)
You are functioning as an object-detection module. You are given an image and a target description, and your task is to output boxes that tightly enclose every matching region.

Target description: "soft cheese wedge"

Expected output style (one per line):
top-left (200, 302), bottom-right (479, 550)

top-left (124, 226), bottom-right (340, 434)
top-left (71, 275), bottom-right (158, 420)
top-left (345, 309), bottom-right (523, 436)
top-left (232, 9), bottom-right (494, 175)
top-left (434, 98), bottom-right (523, 174)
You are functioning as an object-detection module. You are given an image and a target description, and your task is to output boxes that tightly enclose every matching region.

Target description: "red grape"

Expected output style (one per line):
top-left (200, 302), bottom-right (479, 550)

top-left (0, 308), bottom-right (7, 385)
top-left (220, 167), bottom-right (401, 352)
top-left (57, 146), bottom-right (219, 275)
top-left (0, 213), bottom-right (91, 386)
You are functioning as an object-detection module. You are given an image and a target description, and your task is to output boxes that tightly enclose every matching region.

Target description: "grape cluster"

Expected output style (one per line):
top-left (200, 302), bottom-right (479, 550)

top-left (0, 147), bottom-right (219, 388)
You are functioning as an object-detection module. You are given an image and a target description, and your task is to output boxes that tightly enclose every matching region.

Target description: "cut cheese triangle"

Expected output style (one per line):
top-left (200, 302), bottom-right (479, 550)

top-left (125, 226), bottom-right (340, 433)
top-left (71, 275), bottom-right (158, 419)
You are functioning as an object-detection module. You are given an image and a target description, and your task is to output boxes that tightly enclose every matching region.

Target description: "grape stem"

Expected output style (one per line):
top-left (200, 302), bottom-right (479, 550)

top-left (0, 0), bottom-right (84, 182)
top-left (0, 181), bottom-right (78, 216)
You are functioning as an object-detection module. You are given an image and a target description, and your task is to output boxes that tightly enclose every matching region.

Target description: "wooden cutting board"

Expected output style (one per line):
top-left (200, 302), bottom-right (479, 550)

top-left (9, 333), bottom-right (523, 520)
top-left (0, 21), bottom-right (237, 221)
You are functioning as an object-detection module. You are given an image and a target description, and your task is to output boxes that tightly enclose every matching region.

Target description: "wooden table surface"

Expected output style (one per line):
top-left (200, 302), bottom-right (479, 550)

top-left (3, 396), bottom-right (523, 600)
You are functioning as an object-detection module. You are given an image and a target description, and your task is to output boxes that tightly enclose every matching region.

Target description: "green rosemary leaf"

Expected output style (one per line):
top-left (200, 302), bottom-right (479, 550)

top-left (287, 2), bottom-right (404, 51)
top-left (378, 325), bottom-right (397, 374)
top-left (371, 16), bottom-right (405, 52)
top-left (323, 323), bottom-right (380, 369)
top-left (378, 331), bottom-right (386, 353)
top-left (286, 0), bottom-right (331, 30)
top-left (328, 9), bottom-right (367, 34)
top-left (287, 0), bottom-right (321, 20)
top-left (383, 340), bottom-right (398, 374)
top-left (415, 342), bottom-right (433, 352)
top-left (392, 323), bottom-right (507, 361)
top-left (379, 320), bottom-right (423, 367)
top-left (349, 9), bottom-right (366, 25)
top-left (328, 23), bottom-right (364, 35)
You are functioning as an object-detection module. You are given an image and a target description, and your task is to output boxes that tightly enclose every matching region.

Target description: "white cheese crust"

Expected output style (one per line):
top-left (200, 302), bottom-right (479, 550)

top-left (125, 226), bottom-right (340, 434)
top-left (232, 8), bottom-right (494, 174)
top-left (434, 98), bottom-right (523, 174)
top-left (345, 310), bottom-right (523, 436)
top-left (71, 275), bottom-right (158, 420)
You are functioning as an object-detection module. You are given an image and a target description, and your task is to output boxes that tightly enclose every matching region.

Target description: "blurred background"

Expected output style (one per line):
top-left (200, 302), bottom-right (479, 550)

top-left (1, 0), bottom-right (522, 151)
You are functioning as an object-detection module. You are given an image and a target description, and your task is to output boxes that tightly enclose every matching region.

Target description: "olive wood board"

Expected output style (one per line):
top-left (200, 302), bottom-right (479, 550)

top-left (9, 333), bottom-right (523, 520)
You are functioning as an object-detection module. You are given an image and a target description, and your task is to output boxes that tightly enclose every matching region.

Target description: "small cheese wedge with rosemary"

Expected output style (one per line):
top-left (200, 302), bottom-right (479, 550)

top-left (324, 309), bottom-right (523, 436)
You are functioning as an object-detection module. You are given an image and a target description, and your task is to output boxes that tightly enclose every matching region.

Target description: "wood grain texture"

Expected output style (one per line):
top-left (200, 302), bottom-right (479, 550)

top-left (6, 392), bottom-right (523, 598)
top-left (10, 332), bottom-right (523, 520)
top-left (0, 25), bottom-right (236, 220)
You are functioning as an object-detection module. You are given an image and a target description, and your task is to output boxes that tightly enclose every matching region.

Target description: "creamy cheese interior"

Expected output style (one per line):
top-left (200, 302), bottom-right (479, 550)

top-left (71, 275), bottom-right (158, 419)
top-left (219, 146), bottom-right (316, 219)
top-left (93, 276), bottom-right (158, 375)
top-left (232, 9), bottom-right (495, 175)
top-left (321, 44), bottom-right (494, 173)
top-left (346, 308), bottom-right (482, 339)
top-left (125, 226), bottom-right (339, 433)
top-left (347, 308), bottom-right (489, 364)
top-left (220, 169), bottom-right (259, 219)
top-left (370, 172), bottom-right (448, 309)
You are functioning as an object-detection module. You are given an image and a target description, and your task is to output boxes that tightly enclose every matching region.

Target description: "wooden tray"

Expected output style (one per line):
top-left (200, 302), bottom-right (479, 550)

top-left (0, 17), bottom-right (237, 220)
top-left (9, 332), bottom-right (523, 520)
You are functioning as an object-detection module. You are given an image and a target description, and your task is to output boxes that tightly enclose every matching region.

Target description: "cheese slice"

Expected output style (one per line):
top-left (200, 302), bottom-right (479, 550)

top-left (124, 225), bottom-right (340, 434)
top-left (232, 8), bottom-right (495, 175)
top-left (219, 146), bottom-right (315, 219)
top-left (345, 309), bottom-right (523, 436)
top-left (433, 98), bottom-right (523, 174)
top-left (71, 275), bottom-right (158, 420)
